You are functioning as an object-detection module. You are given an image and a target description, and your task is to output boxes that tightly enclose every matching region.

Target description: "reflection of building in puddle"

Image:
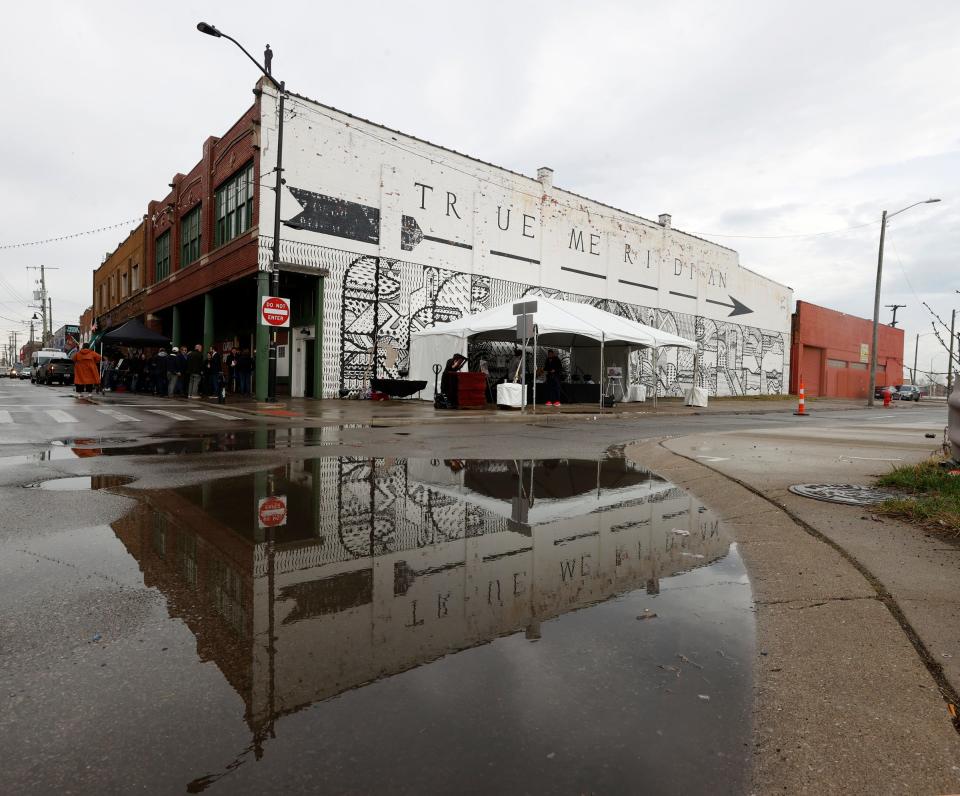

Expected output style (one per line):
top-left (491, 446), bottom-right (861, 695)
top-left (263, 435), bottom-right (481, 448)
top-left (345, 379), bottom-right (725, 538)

top-left (111, 456), bottom-right (728, 743)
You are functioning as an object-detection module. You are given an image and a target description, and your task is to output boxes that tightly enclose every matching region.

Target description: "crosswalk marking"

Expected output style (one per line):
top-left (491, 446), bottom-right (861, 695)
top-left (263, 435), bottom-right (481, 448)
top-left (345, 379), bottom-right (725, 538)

top-left (191, 409), bottom-right (240, 421)
top-left (96, 408), bottom-right (141, 423)
top-left (0, 410), bottom-right (11, 423)
top-left (45, 409), bottom-right (77, 423)
top-left (146, 409), bottom-right (194, 421)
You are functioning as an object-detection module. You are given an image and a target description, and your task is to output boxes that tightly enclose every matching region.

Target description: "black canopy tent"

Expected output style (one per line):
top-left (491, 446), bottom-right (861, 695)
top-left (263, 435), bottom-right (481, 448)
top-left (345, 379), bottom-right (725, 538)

top-left (99, 319), bottom-right (171, 348)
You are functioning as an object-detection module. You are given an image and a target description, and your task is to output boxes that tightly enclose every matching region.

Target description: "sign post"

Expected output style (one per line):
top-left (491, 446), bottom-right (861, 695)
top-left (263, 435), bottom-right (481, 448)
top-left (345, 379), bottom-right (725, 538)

top-left (261, 296), bottom-right (291, 328)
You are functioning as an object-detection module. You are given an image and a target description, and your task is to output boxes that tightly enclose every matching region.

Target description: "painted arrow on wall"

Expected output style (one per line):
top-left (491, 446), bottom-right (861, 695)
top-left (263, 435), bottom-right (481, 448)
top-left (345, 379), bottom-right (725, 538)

top-left (401, 215), bottom-right (473, 252)
top-left (286, 187), bottom-right (380, 245)
top-left (705, 295), bottom-right (753, 317)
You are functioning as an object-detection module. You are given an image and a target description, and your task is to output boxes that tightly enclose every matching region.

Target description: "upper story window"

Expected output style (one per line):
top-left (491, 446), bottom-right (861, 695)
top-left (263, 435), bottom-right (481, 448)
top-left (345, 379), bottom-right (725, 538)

top-left (214, 162), bottom-right (254, 247)
top-left (131, 263), bottom-right (140, 291)
top-left (155, 231), bottom-right (171, 282)
top-left (121, 271), bottom-right (128, 298)
top-left (181, 205), bottom-right (202, 266)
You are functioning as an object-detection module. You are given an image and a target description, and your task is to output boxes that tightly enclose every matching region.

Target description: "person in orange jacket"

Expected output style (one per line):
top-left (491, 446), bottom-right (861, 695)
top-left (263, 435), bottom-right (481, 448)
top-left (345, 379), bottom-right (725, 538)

top-left (72, 343), bottom-right (102, 394)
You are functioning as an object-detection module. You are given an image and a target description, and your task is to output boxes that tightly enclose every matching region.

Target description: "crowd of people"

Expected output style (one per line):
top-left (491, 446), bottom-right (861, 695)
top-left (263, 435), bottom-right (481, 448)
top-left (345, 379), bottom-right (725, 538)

top-left (75, 344), bottom-right (254, 399)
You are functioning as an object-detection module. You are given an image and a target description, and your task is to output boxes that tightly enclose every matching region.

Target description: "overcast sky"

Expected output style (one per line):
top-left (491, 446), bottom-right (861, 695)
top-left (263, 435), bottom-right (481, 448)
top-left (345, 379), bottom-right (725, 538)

top-left (2, 1), bottom-right (958, 377)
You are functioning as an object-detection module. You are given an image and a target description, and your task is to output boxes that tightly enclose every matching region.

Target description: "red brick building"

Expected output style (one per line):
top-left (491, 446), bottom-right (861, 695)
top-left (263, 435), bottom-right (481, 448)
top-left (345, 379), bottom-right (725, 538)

top-left (789, 300), bottom-right (904, 398)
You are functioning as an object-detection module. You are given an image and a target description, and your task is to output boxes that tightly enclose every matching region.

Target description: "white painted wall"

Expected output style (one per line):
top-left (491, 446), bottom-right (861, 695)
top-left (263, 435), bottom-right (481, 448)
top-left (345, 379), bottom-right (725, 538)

top-left (257, 84), bottom-right (792, 396)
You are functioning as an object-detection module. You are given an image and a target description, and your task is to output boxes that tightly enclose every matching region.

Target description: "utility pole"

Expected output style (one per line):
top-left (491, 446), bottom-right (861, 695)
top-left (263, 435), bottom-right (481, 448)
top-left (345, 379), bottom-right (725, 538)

top-left (913, 333), bottom-right (919, 385)
top-left (885, 304), bottom-right (905, 327)
top-left (26, 264), bottom-right (60, 345)
top-left (948, 308), bottom-right (956, 395)
top-left (867, 198), bottom-right (940, 407)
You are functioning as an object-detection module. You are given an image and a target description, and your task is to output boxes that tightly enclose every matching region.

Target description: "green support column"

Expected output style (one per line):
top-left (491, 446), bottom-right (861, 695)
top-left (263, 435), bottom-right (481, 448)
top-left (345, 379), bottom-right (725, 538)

top-left (171, 304), bottom-right (181, 348)
top-left (312, 275), bottom-right (325, 399)
top-left (203, 293), bottom-right (214, 352)
top-left (255, 272), bottom-right (270, 402)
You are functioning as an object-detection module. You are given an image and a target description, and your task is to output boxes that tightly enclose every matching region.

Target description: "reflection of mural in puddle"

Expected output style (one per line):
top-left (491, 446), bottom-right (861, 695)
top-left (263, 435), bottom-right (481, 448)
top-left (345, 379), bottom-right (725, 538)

top-left (24, 474), bottom-right (135, 491)
top-left (102, 455), bottom-right (752, 793)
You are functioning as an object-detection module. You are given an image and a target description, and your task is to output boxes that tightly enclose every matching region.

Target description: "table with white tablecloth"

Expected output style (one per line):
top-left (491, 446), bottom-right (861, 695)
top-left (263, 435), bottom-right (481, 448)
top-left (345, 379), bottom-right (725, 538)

top-left (624, 384), bottom-right (647, 402)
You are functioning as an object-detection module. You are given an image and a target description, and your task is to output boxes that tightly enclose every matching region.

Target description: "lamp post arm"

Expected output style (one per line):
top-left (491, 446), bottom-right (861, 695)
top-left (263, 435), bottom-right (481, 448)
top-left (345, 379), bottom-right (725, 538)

top-left (219, 32), bottom-right (283, 92)
top-left (887, 198), bottom-right (940, 221)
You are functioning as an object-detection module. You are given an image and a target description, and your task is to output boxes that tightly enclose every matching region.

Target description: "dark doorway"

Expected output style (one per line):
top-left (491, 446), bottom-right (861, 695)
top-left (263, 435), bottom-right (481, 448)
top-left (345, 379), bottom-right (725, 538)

top-left (304, 340), bottom-right (316, 398)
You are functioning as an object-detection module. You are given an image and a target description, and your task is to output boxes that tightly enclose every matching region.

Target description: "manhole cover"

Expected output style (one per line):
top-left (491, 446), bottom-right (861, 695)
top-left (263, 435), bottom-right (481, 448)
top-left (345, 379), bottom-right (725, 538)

top-left (788, 483), bottom-right (905, 506)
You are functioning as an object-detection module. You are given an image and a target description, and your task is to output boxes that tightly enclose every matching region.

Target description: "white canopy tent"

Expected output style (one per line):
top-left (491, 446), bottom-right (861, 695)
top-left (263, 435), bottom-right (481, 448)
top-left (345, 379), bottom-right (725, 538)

top-left (408, 296), bottom-right (697, 407)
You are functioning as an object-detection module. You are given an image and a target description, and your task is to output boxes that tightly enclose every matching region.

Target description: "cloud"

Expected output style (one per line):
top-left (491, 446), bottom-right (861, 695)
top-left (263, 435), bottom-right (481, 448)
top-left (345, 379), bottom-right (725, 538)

top-left (1, 0), bottom-right (958, 375)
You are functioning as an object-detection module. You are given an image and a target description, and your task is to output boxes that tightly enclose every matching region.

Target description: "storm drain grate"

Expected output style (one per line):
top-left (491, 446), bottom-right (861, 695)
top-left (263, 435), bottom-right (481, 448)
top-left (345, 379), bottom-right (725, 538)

top-left (788, 483), bottom-right (908, 506)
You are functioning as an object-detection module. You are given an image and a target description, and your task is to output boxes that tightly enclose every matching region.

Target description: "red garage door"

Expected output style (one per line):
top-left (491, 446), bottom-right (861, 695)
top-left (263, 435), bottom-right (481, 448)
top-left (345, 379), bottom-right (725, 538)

top-left (801, 346), bottom-right (823, 396)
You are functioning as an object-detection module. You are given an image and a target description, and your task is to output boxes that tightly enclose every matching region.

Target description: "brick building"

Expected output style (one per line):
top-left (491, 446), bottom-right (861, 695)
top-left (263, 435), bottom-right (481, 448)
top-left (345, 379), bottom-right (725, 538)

top-left (92, 220), bottom-right (148, 332)
top-left (141, 101), bottom-right (265, 363)
top-left (789, 300), bottom-right (904, 398)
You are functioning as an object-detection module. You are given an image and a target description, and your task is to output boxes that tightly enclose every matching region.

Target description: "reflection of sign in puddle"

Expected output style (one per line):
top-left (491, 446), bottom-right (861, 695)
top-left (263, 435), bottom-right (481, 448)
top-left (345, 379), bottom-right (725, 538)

top-left (24, 474), bottom-right (135, 491)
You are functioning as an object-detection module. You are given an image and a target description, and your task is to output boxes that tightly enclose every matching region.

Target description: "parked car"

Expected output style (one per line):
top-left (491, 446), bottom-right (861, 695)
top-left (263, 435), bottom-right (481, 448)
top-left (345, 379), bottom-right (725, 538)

top-left (7, 366), bottom-right (17, 378)
top-left (38, 358), bottom-right (74, 385)
top-left (874, 385), bottom-right (892, 400)
top-left (894, 384), bottom-right (921, 402)
top-left (18, 366), bottom-right (30, 379)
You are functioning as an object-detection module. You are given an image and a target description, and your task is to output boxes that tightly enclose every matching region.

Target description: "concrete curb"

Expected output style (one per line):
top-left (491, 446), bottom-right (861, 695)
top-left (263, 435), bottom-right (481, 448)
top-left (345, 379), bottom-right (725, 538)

top-left (625, 438), bottom-right (960, 795)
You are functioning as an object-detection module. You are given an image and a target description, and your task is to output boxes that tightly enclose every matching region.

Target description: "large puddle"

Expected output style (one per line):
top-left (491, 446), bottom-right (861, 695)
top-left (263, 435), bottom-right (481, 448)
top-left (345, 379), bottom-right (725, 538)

top-left (2, 455), bottom-right (754, 794)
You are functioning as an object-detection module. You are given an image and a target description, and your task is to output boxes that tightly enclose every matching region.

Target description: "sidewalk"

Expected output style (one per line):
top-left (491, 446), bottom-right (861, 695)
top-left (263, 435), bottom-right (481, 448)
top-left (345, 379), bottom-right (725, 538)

top-left (631, 436), bottom-right (960, 794)
top-left (85, 389), bottom-right (868, 424)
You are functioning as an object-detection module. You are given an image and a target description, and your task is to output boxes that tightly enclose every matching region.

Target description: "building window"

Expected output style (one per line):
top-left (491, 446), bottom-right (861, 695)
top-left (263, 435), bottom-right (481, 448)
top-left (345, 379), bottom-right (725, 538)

top-left (181, 205), bottom-right (202, 266)
top-left (121, 271), bottom-right (128, 298)
top-left (215, 163), bottom-right (254, 247)
top-left (155, 231), bottom-right (171, 281)
top-left (827, 359), bottom-right (846, 368)
top-left (849, 362), bottom-right (867, 371)
top-left (131, 263), bottom-right (140, 291)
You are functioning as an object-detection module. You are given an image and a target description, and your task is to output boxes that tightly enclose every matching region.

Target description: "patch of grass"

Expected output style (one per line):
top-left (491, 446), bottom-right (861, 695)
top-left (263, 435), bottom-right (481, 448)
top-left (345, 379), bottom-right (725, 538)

top-left (873, 457), bottom-right (960, 537)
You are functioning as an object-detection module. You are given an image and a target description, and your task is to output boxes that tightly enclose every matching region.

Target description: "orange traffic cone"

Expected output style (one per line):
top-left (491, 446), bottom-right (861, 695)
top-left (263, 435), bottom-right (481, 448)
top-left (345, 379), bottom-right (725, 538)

top-left (794, 380), bottom-right (810, 416)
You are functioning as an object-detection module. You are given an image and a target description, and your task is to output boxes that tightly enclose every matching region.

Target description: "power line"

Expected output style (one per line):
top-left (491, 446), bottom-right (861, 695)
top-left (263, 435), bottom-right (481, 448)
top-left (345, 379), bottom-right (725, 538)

top-left (0, 219), bottom-right (140, 250)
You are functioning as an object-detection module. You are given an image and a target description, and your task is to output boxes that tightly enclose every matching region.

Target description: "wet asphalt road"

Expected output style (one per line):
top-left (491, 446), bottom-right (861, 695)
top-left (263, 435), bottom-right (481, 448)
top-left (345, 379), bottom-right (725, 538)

top-left (0, 378), bottom-right (948, 794)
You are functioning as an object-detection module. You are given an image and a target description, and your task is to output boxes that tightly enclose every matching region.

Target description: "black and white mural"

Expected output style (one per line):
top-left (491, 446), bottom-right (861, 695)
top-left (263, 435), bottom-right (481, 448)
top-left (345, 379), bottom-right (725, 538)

top-left (263, 239), bottom-right (787, 399)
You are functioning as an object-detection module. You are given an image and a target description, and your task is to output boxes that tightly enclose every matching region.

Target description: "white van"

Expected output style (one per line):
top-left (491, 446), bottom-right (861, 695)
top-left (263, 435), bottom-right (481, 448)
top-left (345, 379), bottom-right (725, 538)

top-left (30, 348), bottom-right (66, 383)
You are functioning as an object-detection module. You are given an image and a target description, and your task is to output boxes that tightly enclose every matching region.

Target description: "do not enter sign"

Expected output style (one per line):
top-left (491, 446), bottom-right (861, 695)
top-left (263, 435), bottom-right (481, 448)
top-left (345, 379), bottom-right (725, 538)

top-left (258, 495), bottom-right (288, 528)
top-left (261, 296), bottom-right (291, 327)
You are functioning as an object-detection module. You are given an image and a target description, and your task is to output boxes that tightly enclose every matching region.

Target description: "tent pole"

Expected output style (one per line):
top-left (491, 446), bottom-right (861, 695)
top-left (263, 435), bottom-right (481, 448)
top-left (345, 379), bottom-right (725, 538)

top-left (600, 333), bottom-right (605, 412)
top-left (653, 347), bottom-right (659, 410)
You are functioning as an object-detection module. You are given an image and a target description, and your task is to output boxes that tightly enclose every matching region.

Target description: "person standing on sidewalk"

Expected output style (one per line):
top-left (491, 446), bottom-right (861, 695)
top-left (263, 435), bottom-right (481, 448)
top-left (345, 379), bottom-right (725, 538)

top-left (186, 344), bottom-right (204, 399)
top-left (227, 347), bottom-right (239, 393)
top-left (166, 346), bottom-right (184, 398)
top-left (204, 346), bottom-right (223, 400)
top-left (72, 344), bottom-right (102, 394)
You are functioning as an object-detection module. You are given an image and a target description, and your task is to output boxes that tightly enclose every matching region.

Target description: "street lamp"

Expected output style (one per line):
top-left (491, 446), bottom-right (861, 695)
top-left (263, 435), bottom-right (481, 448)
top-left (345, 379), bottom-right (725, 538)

top-left (197, 22), bottom-right (285, 402)
top-left (867, 198), bottom-right (940, 406)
